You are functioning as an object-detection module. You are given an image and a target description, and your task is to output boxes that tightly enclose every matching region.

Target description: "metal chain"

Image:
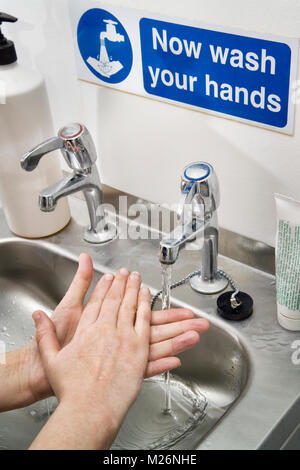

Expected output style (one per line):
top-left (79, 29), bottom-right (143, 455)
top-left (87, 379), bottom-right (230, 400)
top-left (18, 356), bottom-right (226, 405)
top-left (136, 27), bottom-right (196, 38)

top-left (151, 269), bottom-right (241, 311)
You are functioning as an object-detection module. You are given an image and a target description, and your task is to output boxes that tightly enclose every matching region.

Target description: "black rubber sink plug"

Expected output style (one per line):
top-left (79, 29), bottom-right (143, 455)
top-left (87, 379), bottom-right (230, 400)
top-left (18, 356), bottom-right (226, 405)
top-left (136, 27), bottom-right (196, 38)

top-left (217, 291), bottom-right (254, 321)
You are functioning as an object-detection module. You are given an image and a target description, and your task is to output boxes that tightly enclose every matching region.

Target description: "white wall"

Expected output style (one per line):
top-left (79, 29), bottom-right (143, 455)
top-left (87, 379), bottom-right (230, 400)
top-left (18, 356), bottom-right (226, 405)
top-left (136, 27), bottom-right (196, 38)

top-left (1, 0), bottom-right (300, 246)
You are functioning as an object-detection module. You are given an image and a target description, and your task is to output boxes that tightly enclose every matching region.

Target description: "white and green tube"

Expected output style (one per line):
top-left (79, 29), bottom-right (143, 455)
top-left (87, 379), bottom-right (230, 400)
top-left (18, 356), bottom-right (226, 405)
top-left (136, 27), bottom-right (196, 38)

top-left (275, 193), bottom-right (300, 331)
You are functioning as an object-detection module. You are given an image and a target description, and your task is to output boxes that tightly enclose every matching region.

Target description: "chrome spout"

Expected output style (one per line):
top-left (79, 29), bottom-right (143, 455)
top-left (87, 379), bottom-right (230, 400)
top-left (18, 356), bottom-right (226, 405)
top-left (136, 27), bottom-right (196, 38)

top-left (39, 172), bottom-right (91, 211)
top-left (159, 218), bottom-right (206, 265)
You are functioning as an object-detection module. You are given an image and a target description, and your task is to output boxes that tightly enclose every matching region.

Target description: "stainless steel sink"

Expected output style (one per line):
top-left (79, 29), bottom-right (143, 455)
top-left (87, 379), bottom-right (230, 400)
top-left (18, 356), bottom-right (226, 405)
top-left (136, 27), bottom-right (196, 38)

top-left (0, 238), bottom-right (249, 450)
top-left (0, 240), bottom-right (80, 450)
top-left (0, 192), bottom-right (298, 450)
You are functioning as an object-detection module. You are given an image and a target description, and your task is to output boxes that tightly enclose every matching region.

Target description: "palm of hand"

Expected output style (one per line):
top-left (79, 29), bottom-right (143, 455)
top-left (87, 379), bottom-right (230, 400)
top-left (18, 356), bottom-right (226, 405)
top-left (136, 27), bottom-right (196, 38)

top-left (26, 255), bottom-right (209, 403)
top-left (25, 254), bottom-right (93, 401)
top-left (26, 283), bottom-right (86, 401)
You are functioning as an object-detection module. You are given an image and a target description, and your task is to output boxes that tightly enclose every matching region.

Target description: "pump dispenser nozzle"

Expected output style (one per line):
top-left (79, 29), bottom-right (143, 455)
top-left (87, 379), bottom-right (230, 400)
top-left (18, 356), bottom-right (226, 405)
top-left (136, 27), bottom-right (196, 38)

top-left (0, 12), bottom-right (18, 65)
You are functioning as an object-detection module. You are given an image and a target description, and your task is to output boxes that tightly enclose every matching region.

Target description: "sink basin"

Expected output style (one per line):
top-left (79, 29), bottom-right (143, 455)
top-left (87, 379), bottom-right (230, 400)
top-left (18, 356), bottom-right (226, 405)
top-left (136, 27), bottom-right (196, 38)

top-left (0, 239), bottom-right (249, 450)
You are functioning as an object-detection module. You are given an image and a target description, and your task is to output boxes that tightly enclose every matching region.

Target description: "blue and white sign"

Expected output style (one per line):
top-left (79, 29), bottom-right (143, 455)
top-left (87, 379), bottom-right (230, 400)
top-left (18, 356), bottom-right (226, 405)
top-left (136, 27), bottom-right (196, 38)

top-left (77, 8), bottom-right (133, 84)
top-left (69, 1), bottom-right (299, 134)
top-left (140, 19), bottom-right (292, 129)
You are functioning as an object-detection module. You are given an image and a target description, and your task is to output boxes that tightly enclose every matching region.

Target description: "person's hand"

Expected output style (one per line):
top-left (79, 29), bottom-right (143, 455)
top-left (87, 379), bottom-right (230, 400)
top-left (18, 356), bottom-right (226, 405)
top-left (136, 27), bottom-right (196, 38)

top-left (20, 254), bottom-right (94, 403)
top-left (1, 255), bottom-right (208, 413)
top-left (23, 256), bottom-right (209, 404)
top-left (29, 267), bottom-right (209, 450)
top-left (0, 254), bottom-right (94, 412)
top-left (33, 269), bottom-right (152, 415)
top-left (32, 266), bottom-right (209, 384)
top-left (29, 269), bottom-right (190, 449)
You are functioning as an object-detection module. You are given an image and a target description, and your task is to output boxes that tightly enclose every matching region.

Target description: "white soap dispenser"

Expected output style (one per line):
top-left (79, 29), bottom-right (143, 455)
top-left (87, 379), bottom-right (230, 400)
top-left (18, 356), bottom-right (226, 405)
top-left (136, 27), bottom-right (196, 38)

top-left (0, 12), bottom-right (70, 238)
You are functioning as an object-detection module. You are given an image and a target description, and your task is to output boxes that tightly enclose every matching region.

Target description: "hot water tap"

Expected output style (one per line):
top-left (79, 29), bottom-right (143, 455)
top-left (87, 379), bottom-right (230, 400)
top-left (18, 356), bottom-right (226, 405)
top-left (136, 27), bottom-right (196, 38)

top-left (21, 123), bottom-right (117, 244)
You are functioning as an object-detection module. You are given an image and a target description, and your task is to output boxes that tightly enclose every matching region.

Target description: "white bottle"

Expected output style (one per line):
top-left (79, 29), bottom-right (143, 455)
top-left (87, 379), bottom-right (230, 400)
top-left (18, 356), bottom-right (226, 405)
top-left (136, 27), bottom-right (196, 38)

top-left (0, 13), bottom-right (70, 238)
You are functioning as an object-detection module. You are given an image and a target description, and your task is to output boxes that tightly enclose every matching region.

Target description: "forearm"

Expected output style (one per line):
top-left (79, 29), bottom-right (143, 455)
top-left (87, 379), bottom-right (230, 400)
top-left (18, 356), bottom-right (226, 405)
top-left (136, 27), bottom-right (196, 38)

top-left (29, 400), bottom-right (121, 450)
top-left (0, 346), bottom-right (34, 412)
top-left (0, 339), bottom-right (53, 412)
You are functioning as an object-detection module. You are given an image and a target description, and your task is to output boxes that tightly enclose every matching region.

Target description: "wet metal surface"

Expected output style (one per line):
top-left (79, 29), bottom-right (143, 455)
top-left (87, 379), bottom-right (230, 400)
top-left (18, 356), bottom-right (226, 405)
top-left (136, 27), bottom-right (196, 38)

top-left (0, 196), bottom-right (298, 449)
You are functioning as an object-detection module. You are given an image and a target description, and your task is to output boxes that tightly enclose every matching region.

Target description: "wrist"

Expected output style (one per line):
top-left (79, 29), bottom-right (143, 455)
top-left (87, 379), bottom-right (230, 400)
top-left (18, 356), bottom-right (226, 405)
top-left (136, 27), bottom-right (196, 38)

top-left (0, 341), bottom-right (52, 412)
top-left (60, 395), bottom-right (123, 439)
top-left (31, 399), bottom-right (122, 450)
top-left (0, 347), bottom-right (34, 412)
top-left (21, 340), bottom-right (52, 403)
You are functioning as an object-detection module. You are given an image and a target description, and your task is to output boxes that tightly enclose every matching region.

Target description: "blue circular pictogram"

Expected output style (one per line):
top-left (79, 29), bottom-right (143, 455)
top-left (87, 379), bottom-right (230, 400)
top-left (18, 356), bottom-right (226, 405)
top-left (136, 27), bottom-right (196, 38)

top-left (77, 8), bottom-right (133, 84)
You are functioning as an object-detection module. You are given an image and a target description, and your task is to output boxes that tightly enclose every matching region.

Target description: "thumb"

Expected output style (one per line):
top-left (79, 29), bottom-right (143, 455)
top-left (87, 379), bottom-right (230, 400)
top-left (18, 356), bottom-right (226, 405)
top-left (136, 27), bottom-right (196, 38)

top-left (33, 310), bottom-right (60, 364)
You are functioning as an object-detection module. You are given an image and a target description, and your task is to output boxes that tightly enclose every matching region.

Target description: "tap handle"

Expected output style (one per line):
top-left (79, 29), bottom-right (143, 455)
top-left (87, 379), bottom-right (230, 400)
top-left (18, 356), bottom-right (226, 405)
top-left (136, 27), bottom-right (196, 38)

top-left (183, 162), bottom-right (211, 183)
top-left (177, 182), bottom-right (202, 225)
top-left (58, 123), bottom-right (97, 171)
top-left (21, 123), bottom-right (98, 173)
top-left (181, 162), bottom-right (220, 214)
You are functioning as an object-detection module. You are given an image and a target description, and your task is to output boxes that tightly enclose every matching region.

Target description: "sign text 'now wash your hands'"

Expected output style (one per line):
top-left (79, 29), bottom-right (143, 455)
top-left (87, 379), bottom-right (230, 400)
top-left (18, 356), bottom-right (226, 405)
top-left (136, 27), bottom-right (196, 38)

top-left (148, 28), bottom-right (280, 112)
top-left (70, 1), bottom-right (298, 134)
top-left (140, 19), bottom-right (294, 130)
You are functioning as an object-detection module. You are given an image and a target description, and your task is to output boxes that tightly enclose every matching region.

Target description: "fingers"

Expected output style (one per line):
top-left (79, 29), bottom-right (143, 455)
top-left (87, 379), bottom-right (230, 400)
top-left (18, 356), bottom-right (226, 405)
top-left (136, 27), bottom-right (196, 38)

top-left (96, 268), bottom-right (130, 327)
top-left (145, 357), bottom-right (181, 378)
top-left (117, 272), bottom-right (142, 329)
top-left (149, 330), bottom-right (200, 361)
top-left (33, 310), bottom-right (60, 364)
top-left (77, 272), bottom-right (115, 329)
top-left (135, 287), bottom-right (152, 337)
top-left (151, 318), bottom-right (210, 344)
top-left (151, 309), bottom-right (194, 325)
top-left (57, 254), bottom-right (93, 310)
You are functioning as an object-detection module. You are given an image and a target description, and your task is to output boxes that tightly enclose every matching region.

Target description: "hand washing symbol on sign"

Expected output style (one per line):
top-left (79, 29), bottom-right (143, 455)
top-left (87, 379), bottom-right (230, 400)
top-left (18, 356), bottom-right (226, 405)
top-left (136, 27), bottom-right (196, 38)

top-left (87, 20), bottom-right (124, 78)
top-left (77, 8), bottom-right (133, 84)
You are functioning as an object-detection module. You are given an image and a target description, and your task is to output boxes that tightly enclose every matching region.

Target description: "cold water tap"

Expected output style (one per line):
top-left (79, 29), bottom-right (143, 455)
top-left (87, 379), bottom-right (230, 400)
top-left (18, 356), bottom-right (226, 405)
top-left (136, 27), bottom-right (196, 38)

top-left (159, 162), bottom-right (228, 294)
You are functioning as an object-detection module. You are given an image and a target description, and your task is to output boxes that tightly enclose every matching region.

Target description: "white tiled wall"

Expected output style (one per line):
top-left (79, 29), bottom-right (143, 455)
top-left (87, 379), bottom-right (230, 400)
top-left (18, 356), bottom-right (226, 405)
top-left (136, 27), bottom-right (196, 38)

top-left (1, 0), bottom-right (300, 246)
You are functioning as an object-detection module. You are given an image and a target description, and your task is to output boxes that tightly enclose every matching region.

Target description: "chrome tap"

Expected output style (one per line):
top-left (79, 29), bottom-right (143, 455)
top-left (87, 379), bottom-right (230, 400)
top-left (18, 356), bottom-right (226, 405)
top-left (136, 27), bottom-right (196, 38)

top-left (21, 123), bottom-right (117, 244)
top-left (160, 162), bottom-right (228, 294)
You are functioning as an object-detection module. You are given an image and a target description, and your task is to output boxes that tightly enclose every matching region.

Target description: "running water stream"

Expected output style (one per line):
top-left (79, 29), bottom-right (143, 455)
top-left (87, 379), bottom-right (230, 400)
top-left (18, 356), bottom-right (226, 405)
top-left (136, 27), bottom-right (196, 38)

top-left (111, 264), bottom-right (208, 449)
top-left (161, 264), bottom-right (173, 414)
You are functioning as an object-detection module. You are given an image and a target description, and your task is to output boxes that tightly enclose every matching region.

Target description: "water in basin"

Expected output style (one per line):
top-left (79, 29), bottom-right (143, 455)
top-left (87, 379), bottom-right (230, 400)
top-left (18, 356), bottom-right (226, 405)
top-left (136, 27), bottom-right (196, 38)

top-left (113, 264), bottom-right (208, 450)
top-left (112, 375), bottom-right (208, 450)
